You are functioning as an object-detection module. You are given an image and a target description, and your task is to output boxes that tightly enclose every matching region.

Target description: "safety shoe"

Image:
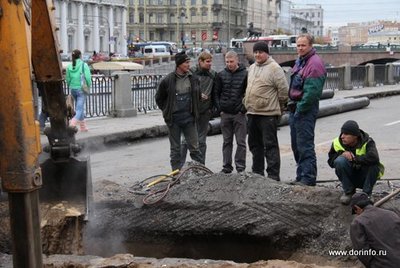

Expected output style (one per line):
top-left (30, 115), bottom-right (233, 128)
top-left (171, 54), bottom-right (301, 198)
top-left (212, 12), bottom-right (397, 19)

top-left (340, 193), bottom-right (353, 205)
top-left (220, 168), bottom-right (232, 174)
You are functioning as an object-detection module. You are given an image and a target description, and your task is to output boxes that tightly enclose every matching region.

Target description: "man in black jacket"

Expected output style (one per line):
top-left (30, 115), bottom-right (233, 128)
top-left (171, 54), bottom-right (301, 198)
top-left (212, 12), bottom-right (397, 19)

top-left (327, 120), bottom-right (384, 205)
top-left (155, 52), bottom-right (203, 171)
top-left (350, 192), bottom-right (400, 268)
top-left (215, 51), bottom-right (247, 173)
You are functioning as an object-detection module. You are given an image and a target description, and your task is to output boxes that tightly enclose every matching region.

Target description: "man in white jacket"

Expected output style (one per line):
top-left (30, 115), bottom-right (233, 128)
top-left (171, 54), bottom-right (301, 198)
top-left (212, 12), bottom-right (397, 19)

top-left (244, 41), bottom-right (288, 180)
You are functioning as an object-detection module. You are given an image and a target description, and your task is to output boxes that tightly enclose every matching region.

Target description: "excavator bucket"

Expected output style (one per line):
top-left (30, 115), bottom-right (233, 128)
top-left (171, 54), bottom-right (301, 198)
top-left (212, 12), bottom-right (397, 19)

top-left (39, 153), bottom-right (93, 221)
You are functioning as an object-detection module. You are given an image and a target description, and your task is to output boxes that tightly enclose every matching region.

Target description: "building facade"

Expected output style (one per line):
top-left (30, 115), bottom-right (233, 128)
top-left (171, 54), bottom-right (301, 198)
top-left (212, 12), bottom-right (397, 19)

top-left (127, 0), bottom-right (248, 48)
top-left (53, 0), bottom-right (128, 57)
top-left (291, 4), bottom-right (323, 37)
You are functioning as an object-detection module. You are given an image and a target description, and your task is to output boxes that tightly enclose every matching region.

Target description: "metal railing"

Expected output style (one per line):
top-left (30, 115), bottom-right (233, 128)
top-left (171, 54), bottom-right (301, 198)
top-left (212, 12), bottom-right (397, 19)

top-left (374, 64), bottom-right (386, 86)
top-left (131, 74), bottom-right (163, 113)
top-left (351, 66), bottom-right (367, 88)
top-left (47, 63), bottom-right (399, 119)
top-left (324, 67), bottom-right (341, 90)
top-left (62, 75), bottom-right (114, 118)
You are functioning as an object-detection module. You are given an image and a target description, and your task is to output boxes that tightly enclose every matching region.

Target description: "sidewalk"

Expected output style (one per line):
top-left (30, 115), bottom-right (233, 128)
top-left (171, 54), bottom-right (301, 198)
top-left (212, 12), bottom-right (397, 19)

top-left (40, 84), bottom-right (400, 149)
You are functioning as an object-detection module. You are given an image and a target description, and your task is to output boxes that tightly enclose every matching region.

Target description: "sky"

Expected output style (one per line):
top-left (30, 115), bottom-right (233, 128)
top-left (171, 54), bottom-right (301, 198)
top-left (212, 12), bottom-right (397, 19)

top-left (291, 0), bottom-right (400, 27)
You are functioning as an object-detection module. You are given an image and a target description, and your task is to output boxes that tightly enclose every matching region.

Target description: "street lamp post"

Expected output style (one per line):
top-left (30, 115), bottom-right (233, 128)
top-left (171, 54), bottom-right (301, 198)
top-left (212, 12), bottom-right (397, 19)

top-left (180, 9), bottom-right (186, 48)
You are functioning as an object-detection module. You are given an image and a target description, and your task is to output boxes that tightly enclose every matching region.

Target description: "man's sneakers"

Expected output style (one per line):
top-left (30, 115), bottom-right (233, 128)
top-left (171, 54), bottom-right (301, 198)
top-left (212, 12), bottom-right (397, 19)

top-left (340, 193), bottom-right (353, 205)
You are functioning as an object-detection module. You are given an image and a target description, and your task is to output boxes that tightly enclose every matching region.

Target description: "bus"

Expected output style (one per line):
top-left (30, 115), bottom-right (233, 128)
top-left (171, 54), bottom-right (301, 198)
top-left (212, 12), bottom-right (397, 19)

top-left (230, 35), bottom-right (297, 50)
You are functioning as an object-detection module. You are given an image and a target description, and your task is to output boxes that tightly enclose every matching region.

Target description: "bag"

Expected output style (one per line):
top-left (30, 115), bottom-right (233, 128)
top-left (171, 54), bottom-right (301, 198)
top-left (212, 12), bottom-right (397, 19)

top-left (81, 64), bottom-right (90, 94)
top-left (289, 72), bottom-right (304, 101)
top-left (66, 94), bottom-right (76, 119)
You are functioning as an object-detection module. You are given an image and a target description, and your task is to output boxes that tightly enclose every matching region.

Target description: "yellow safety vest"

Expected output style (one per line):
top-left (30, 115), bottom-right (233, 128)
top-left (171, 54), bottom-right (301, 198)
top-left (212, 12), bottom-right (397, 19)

top-left (332, 137), bottom-right (384, 178)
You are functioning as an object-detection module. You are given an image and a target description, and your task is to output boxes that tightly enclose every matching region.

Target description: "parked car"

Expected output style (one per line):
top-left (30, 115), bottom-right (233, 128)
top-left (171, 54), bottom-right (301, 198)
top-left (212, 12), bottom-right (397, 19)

top-left (110, 53), bottom-right (129, 61)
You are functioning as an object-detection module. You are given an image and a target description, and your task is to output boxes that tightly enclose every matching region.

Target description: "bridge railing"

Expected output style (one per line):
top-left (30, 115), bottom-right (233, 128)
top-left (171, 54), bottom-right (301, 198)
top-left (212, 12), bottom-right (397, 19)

top-left (324, 67), bottom-right (341, 90)
top-left (351, 66), bottom-right (367, 89)
top-left (39, 63), bottom-right (398, 119)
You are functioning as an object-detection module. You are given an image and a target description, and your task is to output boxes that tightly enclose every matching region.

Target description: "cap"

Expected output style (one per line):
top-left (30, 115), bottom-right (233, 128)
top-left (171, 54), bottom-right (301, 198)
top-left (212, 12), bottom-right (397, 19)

top-left (175, 51), bottom-right (190, 66)
top-left (350, 192), bottom-right (372, 214)
top-left (341, 120), bottom-right (361, 136)
top-left (253, 41), bottom-right (269, 54)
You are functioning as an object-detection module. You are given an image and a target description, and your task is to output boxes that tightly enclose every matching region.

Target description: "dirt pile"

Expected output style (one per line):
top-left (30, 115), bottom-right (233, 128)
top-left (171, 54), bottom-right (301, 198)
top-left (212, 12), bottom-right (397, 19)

top-left (1, 163), bottom-right (399, 267)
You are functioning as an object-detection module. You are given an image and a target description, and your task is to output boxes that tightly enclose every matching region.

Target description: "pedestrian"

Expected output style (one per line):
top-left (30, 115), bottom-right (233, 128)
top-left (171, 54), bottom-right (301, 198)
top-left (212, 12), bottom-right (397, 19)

top-left (66, 49), bottom-right (91, 132)
top-left (155, 51), bottom-right (203, 171)
top-left (328, 120), bottom-right (384, 205)
top-left (349, 192), bottom-right (400, 267)
top-left (181, 51), bottom-right (217, 165)
top-left (244, 41), bottom-right (289, 180)
top-left (288, 33), bottom-right (327, 186)
top-left (214, 51), bottom-right (247, 173)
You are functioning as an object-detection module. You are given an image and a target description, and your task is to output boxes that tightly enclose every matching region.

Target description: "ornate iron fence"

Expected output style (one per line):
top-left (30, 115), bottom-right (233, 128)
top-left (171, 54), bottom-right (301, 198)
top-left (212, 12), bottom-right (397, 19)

top-left (131, 74), bottom-right (164, 113)
top-left (374, 64), bottom-right (386, 86)
top-left (324, 67), bottom-right (341, 90)
top-left (351, 66), bottom-right (367, 88)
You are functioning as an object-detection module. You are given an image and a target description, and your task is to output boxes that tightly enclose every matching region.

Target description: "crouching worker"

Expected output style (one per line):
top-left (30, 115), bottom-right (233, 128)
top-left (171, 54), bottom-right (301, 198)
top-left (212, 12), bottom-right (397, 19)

top-left (350, 192), bottom-right (400, 268)
top-left (327, 120), bottom-right (384, 205)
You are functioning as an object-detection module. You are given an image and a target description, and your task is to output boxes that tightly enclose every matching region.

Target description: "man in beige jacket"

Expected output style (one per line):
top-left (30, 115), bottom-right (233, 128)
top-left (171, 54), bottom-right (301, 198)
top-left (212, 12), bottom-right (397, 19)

top-left (244, 41), bottom-right (288, 180)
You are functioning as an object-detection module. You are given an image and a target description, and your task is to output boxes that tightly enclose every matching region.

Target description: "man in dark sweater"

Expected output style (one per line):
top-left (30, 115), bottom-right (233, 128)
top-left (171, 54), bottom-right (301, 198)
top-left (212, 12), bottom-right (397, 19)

top-left (350, 192), bottom-right (400, 268)
top-left (215, 51), bottom-right (247, 173)
top-left (155, 52), bottom-right (203, 171)
top-left (181, 51), bottom-right (217, 165)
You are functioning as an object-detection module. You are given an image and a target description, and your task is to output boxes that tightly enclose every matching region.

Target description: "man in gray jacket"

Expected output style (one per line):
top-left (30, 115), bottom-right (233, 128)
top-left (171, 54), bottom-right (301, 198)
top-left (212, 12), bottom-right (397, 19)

top-left (350, 192), bottom-right (400, 268)
top-left (244, 41), bottom-right (288, 180)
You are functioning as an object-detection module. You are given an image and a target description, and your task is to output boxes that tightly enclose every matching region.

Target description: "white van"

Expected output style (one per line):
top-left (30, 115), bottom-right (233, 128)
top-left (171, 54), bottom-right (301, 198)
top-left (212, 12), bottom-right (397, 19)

top-left (143, 45), bottom-right (170, 58)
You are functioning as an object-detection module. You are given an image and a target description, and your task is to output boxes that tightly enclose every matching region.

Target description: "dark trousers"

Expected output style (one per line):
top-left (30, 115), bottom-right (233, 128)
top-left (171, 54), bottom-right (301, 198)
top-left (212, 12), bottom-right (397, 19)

top-left (168, 121), bottom-right (203, 171)
top-left (247, 114), bottom-right (280, 180)
top-left (289, 103), bottom-right (319, 185)
top-left (334, 156), bottom-right (379, 195)
top-left (220, 112), bottom-right (247, 172)
top-left (180, 111), bottom-right (210, 165)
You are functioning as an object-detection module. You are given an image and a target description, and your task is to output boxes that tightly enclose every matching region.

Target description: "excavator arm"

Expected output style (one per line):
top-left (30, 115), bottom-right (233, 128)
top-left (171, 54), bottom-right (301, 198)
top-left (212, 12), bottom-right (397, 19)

top-left (0, 0), bottom-right (91, 266)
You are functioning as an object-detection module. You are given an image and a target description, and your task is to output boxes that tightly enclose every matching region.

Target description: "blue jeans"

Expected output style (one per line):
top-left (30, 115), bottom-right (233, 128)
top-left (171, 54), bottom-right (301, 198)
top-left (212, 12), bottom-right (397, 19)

top-left (168, 121), bottom-right (203, 171)
top-left (334, 156), bottom-right (379, 195)
top-left (289, 103), bottom-right (319, 185)
top-left (71, 89), bottom-right (86, 121)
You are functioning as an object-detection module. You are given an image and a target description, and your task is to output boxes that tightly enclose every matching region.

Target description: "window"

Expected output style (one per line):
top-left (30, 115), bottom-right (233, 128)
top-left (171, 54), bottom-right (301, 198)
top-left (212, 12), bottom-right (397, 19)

top-left (202, 0), bottom-right (207, 4)
top-left (180, 0), bottom-right (185, 6)
top-left (157, 13), bottom-right (163, 23)
top-left (191, 9), bottom-right (196, 16)
top-left (99, 7), bottom-right (104, 25)
top-left (139, 13), bottom-right (144, 23)
top-left (84, 5), bottom-right (88, 24)
top-left (170, 13), bottom-right (176, 23)
top-left (170, 0), bottom-right (176, 5)
top-left (191, 0), bottom-right (196, 4)
top-left (201, 8), bottom-right (207, 16)
top-left (129, 10), bottom-right (135, 23)
top-left (158, 0), bottom-right (164, 4)
top-left (67, 3), bottom-right (72, 21)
